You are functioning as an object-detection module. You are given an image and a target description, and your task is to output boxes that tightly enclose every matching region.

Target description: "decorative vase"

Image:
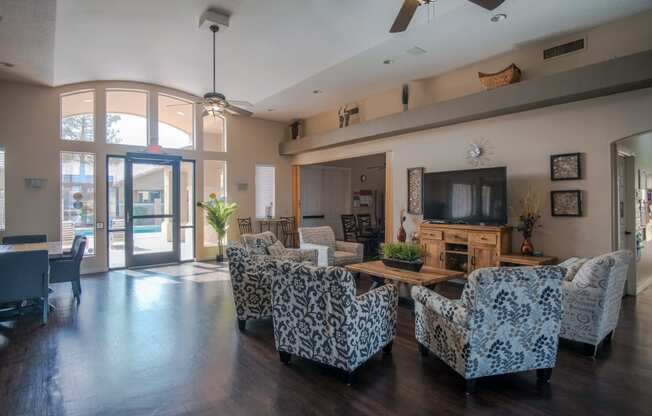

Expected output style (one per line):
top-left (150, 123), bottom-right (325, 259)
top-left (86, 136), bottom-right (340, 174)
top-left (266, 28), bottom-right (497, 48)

top-left (520, 238), bottom-right (534, 256)
top-left (397, 217), bottom-right (407, 243)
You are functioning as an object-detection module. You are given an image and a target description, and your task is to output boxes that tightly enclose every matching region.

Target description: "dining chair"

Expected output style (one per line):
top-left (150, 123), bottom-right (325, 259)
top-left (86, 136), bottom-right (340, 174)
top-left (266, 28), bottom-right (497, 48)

top-left (280, 216), bottom-right (299, 248)
top-left (0, 250), bottom-right (50, 324)
top-left (2, 234), bottom-right (47, 244)
top-left (50, 236), bottom-right (86, 303)
top-left (356, 214), bottom-right (373, 234)
top-left (341, 214), bottom-right (359, 242)
top-left (237, 217), bottom-right (253, 235)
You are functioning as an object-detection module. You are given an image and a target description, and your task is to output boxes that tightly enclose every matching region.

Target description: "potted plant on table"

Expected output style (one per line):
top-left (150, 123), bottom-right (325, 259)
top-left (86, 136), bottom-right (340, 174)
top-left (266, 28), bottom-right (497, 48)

top-left (380, 242), bottom-right (425, 272)
top-left (516, 189), bottom-right (542, 256)
top-left (197, 193), bottom-right (238, 262)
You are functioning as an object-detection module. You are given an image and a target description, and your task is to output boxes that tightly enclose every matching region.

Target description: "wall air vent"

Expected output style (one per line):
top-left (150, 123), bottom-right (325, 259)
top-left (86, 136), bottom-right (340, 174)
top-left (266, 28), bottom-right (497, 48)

top-left (543, 38), bottom-right (586, 60)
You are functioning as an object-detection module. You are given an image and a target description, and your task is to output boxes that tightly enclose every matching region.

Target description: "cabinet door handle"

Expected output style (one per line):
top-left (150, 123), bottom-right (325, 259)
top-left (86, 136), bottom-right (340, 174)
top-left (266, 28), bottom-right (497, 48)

top-left (471, 256), bottom-right (475, 266)
top-left (439, 252), bottom-right (444, 262)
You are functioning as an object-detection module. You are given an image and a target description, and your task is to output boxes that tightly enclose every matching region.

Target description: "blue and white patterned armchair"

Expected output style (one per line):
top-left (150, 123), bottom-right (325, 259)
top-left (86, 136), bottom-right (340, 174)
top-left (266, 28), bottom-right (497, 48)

top-left (227, 244), bottom-right (274, 331)
top-left (559, 250), bottom-right (632, 356)
top-left (412, 266), bottom-right (565, 393)
top-left (270, 260), bottom-right (398, 383)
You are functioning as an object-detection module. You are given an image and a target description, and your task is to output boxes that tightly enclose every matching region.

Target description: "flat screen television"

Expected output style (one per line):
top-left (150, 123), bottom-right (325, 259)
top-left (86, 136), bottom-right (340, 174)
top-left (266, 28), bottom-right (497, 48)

top-left (423, 167), bottom-right (507, 225)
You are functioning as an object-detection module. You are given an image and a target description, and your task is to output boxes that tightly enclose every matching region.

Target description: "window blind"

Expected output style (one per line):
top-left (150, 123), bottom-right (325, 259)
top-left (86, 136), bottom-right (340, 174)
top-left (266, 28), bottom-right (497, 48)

top-left (255, 165), bottom-right (275, 219)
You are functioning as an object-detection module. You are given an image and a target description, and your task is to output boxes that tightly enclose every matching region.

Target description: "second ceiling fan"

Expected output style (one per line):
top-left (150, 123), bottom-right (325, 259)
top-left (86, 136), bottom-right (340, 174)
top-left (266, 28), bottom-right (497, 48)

top-left (390, 0), bottom-right (506, 33)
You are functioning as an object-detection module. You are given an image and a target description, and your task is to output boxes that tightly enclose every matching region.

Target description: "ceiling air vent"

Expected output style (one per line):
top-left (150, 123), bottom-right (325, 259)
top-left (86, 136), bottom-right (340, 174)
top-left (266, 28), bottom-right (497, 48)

top-left (543, 38), bottom-right (585, 60)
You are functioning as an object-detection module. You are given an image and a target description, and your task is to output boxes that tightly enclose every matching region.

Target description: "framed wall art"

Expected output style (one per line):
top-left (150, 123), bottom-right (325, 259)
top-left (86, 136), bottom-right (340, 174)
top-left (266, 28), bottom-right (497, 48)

top-left (550, 153), bottom-right (581, 181)
top-left (407, 167), bottom-right (424, 215)
top-left (551, 190), bottom-right (583, 217)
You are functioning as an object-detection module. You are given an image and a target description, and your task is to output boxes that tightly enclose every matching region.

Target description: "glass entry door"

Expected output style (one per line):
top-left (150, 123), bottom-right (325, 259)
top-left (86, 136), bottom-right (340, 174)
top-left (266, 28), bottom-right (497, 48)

top-left (125, 153), bottom-right (181, 267)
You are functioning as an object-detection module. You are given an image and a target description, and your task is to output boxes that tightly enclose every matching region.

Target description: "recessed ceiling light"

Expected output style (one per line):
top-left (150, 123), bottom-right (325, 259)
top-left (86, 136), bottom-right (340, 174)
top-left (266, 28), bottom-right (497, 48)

top-left (176, 111), bottom-right (185, 116)
top-left (0, 61), bottom-right (14, 68)
top-left (267, 108), bottom-right (275, 112)
top-left (82, 99), bottom-right (92, 103)
top-left (406, 46), bottom-right (427, 56)
top-left (312, 89), bottom-right (322, 94)
top-left (491, 13), bottom-right (507, 22)
top-left (383, 59), bottom-right (395, 65)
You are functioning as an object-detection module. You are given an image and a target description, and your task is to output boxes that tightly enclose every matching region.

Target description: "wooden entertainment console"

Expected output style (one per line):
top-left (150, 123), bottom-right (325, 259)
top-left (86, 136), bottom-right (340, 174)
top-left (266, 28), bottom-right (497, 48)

top-left (419, 223), bottom-right (512, 275)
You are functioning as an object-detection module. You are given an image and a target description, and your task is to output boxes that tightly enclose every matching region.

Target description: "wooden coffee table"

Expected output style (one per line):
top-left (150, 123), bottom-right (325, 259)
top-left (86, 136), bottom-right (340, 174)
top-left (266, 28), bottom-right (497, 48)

top-left (346, 260), bottom-right (464, 287)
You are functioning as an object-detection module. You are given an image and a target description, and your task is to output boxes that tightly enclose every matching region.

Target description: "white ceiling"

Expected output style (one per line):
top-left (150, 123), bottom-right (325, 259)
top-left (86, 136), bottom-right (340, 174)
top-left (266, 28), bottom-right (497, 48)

top-left (1, 0), bottom-right (652, 122)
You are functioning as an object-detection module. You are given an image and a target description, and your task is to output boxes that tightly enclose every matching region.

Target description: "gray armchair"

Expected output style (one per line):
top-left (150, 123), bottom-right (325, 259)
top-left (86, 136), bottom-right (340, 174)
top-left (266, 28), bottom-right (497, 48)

top-left (413, 266), bottom-right (565, 393)
top-left (50, 235), bottom-right (86, 303)
top-left (559, 250), bottom-right (632, 356)
top-left (298, 226), bottom-right (363, 267)
top-left (0, 250), bottom-right (50, 324)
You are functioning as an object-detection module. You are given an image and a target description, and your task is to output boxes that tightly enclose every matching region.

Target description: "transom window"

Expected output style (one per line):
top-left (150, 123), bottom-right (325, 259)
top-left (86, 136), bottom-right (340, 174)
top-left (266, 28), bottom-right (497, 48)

top-left (106, 89), bottom-right (148, 146)
top-left (61, 90), bottom-right (95, 142)
top-left (158, 94), bottom-right (194, 150)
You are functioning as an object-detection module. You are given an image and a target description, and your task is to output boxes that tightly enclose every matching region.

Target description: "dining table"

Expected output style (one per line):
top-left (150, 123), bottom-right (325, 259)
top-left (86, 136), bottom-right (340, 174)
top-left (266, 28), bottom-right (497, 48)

top-left (0, 241), bottom-right (65, 259)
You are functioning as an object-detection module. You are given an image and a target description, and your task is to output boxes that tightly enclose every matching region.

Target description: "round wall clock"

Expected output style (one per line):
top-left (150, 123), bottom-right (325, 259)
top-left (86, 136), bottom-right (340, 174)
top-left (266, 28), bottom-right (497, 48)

top-left (466, 138), bottom-right (494, 167)
top-left (360, 174), bottom-right (367, 183)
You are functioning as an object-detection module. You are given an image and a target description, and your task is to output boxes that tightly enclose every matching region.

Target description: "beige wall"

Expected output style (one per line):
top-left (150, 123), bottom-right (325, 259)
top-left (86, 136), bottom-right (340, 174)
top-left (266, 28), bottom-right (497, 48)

top-left (0, 80), bottom-right (291, 272)
top-left (293, 87), bottom-right (652, 260)
top-left (303, 11), bottom-right (652, 137)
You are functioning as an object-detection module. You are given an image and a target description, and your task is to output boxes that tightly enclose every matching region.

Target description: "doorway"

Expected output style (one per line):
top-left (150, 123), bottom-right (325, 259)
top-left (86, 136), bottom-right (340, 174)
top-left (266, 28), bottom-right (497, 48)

top-left (613, 130), bottom-right (652, 295)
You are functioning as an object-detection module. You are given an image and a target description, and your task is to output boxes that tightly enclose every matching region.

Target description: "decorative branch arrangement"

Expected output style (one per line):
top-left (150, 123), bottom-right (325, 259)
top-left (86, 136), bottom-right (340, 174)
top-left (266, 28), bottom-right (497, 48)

top-left (516, 188), bottom-right (542, 255)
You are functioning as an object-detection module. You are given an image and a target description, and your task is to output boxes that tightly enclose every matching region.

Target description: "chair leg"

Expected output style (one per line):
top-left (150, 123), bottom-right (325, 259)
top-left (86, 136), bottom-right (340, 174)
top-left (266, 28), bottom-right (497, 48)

top-left (237, 319), bottom-right (246, 331)
top-left (419, 343), bottom-right (429, 357)
top-left (583, 343), bottom-right (599, 358)
top-left (279, 351), bottom-right (291, 365)
top-left (383, 341), bottom-right (393, 354)
top-left (604, 330), bottom-right (614, 343)
top-left (537, 368), bottom-right (553, 383)
top-left (344, 369), bottom-right (356, 386)
top-left (41, 296), bottom-right (48, 325)
top-left (465, 379), bottom-right (477, 395)
top-left (72, 280), bottom-right (81, 304)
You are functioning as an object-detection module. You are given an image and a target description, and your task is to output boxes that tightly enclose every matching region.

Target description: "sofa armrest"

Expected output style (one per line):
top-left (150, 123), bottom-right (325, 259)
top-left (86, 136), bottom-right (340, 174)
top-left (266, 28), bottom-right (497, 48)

top-left (411, 286), bottom-right (468, 328)
top-left (300, 243), bottom-right (333, 267)
top-left (335, 240), bottom-right (364, 258)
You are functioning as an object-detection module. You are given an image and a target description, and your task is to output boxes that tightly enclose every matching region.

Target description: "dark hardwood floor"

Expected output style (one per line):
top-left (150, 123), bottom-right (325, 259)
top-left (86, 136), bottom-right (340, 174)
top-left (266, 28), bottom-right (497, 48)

top-left (1, 262), bottom-right (651, 416)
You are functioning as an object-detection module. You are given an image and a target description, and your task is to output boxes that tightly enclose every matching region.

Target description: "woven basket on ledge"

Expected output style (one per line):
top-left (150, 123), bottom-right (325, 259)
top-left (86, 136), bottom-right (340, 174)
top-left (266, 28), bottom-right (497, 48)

top-left (478, 63), bottom-right (522, 90)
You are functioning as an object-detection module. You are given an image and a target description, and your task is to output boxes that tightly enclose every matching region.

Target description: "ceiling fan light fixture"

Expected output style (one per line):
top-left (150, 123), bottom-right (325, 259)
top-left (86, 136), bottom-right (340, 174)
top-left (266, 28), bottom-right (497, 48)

top-left (491, 13), bottom-right (507, 22)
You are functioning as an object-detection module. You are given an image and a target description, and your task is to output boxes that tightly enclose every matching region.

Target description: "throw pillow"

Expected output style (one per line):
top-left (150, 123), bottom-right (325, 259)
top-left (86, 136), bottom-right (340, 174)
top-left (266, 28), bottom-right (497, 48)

top-left (558, 257), bottom-right (589, 281)
top-left (266, 240), bottom-right (286, 257)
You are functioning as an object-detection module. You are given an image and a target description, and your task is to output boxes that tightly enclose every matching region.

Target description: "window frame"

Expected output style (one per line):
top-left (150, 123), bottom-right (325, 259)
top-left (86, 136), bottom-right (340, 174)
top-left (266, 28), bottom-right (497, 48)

top-left (202, 113), bottom-right (227, 153)
top-left (60, 89), bottom-right (96, 142)
top-left (0, 146), bottom-right (5, 231)
top-left (60, 151), bottom-right (96, 257)
top-left (105, 88), bottom-right (149, 146)
top-left (157, 93), bottom-right (196, 150)
top-left (255, 164), bottom-right (276, 219)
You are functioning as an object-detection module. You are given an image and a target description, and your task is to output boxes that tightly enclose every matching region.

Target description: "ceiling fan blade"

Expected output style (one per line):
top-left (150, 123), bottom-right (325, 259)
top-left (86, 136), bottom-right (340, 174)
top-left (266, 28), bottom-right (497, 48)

top-left (228, 100), bottom-right (254, 108)
top-left (225, 105), bottom-right (253, 117)
top-left (466, 0), bottom-right (505, 11)
top-left (390, 0), bottom-right (420, 33)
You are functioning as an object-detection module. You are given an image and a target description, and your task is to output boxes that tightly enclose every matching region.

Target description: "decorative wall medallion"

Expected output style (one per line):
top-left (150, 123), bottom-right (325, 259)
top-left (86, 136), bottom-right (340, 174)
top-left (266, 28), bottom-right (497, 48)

top-left (550, 153), bottom-right (581, 180)
top-left (551, 190), bottom-right (583, 216)
top-left (407, 167), bottom-right (424, 214)
top-left (466, 138), bottom-right (493, 167)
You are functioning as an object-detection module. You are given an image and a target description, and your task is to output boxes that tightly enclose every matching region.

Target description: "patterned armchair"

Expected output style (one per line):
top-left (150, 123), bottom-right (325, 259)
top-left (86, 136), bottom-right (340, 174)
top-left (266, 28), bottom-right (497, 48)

top-left (270, 261), bottom-right (398, 383)
top-left (559, 250), bottom-right (632, 356)
top-left (298, 226), bottom-right (363, 267)
top-left (227, 244), bottom-right (274, 331)
top-left (241, 231), bottom-right (317, 265)
top-left (412, 266), bottom-right (565, 393)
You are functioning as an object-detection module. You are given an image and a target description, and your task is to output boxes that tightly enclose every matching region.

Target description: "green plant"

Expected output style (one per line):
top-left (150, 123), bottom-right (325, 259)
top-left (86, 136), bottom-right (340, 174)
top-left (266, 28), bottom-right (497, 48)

top-left (380, 242), bottom-right (424, 263)
top-left (197, 193), bottom-right (238, 259)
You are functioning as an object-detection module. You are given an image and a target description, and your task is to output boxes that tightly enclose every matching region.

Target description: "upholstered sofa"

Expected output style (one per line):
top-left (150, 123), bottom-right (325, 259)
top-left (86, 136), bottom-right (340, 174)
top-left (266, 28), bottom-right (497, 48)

top-left (298, 226), bottom-right (363, 267)
top-left (559, 250), bottom-right (632, 356)
top-left (412, 266), bottom-right (565, 393)
top-left (227, 235), bottom-right (317, 331)
top-left (270, 260), bottom-right (398, 383)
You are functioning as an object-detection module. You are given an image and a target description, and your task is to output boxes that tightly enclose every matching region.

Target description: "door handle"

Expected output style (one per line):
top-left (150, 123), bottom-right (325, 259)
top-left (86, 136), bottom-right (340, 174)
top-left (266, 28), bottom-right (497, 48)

top-left (625, 231), bottom-right (632, 235)
top-left (126, 211), bottom-right (131, 225)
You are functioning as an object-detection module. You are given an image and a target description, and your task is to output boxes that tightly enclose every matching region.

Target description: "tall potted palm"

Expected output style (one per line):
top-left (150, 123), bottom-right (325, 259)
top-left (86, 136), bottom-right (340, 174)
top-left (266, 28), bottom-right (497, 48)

top-left (197, 193), bottom-right (238, 262)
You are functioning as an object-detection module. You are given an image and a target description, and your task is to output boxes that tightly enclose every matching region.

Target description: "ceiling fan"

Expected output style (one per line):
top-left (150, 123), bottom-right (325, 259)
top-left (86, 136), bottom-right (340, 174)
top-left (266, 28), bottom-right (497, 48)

top-left (390, 0), bottom-right (506, 33)
top-left (169, 24), bottom-right (253, 117)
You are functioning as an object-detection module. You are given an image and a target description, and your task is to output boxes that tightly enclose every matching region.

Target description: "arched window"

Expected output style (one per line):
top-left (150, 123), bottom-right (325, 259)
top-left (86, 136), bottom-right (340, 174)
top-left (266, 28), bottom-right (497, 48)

top-left (60, 90), bottom-right (94, 142)
top-left (158, 94), bottom-right (194, 149)
top-left (106, 89), bottom-right (148, 146)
